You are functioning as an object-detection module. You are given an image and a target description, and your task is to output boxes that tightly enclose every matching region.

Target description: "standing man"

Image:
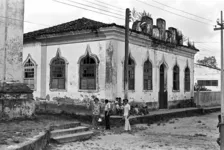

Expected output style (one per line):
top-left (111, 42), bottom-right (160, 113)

top-left (123, 99), bottom-right (131, 131)
top-left (104, 99), bottom-right (111, 130)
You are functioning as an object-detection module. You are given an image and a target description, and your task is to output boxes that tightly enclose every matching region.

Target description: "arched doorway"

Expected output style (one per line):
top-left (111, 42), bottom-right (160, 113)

top-left (159, 63), bottom-right (168, 109)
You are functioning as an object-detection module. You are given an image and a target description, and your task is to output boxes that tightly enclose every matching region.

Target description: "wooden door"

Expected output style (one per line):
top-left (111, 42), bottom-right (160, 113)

top-left (159, 64), bottom-right (168, 109)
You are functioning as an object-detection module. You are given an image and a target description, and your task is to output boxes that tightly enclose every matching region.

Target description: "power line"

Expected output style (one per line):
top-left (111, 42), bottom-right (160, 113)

top-left (151, 0), bottom-right (213, 22)
top-left (85, 0), bottom-right (124, 13)
top-left (53, 0), bottom-right (124, 20)
top-left (93, 0), bottom-right (124, 11)
top-left (135, 0), bottom-right (214, 26)
top-left (196, 46), bottom-right (213, 52)
top-left (65, 0), bottom-right (124, 17)
top-left (195, 44), bottom-right (217, 52)
top-left (194, 41), bottom-right (219, 43)
top-left (196, 43), bottom-right (219, 49)
top-left (0, 15), bottom-right (49, 27)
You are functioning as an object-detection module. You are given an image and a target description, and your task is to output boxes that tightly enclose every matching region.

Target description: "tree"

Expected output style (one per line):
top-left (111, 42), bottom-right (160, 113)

top-left (131, 8), bottom-right (151, 22)
top-left (197, 56), bottom-right (218, 68)
top-left (194, 83), bottom-right (211, 91)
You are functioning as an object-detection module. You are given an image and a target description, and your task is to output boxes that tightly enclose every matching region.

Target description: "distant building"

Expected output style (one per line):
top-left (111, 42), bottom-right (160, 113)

top-left (194, 63), bottom-right (220, 91)
top-left (23, 17), bottom-right (198, 109)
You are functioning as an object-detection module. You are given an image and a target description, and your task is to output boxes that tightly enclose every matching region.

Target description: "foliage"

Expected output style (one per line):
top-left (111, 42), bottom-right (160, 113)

top-left (176, 30), bottom-right (183, 45)
top-left (197, 56), bottom-right (218, 68)
top-left (194, 83), bottom-right (211, 91)
top-left (187, 39), bottom-right (196, 49)
top-left (131, 8), bottom-right (151, 22)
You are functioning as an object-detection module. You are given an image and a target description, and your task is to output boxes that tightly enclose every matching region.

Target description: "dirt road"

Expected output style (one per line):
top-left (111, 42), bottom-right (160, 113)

top-left (48, 112), bottom-right (220, 150)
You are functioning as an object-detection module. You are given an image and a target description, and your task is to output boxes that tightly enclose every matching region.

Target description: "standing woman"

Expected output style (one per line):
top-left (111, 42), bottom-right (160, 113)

top-left (104, 99), bottom-right (111, 130)
top-left (123, 99), bottom-right (131, 131)
top-left (92, 98), bottom-right (101, 130)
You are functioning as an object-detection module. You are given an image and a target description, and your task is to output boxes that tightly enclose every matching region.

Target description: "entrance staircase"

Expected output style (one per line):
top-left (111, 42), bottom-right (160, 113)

top-left (50, 122), bottom-right (94, 143)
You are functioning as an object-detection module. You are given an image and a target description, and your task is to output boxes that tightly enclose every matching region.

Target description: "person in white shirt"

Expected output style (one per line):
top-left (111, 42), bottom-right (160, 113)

top-left (104, 99), bottom-right (111, 130)
top-left (123, 99), bottom-right (131, 131)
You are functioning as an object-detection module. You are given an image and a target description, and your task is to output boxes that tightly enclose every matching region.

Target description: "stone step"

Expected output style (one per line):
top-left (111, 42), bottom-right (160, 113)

top-left (50, 122), bottom-right (81, 130)
top-left (51, 126), bottom-right (89, 137)
top-left (52, 131), bottom-right (94, 143)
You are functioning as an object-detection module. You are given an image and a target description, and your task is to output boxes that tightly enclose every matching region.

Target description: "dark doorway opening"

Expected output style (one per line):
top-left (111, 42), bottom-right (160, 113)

top-left (159, 64), bottom-right (168, 109)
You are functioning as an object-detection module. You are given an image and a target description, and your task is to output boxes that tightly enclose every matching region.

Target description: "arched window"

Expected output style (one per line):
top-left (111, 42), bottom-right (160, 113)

top-left (173, 65), bottom-right (179, 91)
top-left (185, 67), bottom-right (190, 91)
top-left (128, 56), bottom-right (135, 90)
top-left (80, 54), bottom-right (96, 90)
top-left (143, 59), bottom-right (152, 90)
top-left (50, 57), bottom-right (66, 89)
top-left (24, 59), bottom-right (35, 89)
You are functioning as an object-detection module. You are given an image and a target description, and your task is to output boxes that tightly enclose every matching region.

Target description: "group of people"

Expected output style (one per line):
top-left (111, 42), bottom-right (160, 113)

top-left (92, 98), bottom-right (131, 132)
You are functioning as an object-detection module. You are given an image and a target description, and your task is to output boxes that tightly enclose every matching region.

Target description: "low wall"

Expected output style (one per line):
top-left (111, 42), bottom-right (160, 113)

top-left (0, 94), bottom-right (35, 121)
top-left (194, 91), bottom-right (221, 107)
top-left (6, 128), bottom-right (50, 150)
top-left (36, 98), bottom-right (196, 119)
top-left (36, 100), bottom-right (93, 115)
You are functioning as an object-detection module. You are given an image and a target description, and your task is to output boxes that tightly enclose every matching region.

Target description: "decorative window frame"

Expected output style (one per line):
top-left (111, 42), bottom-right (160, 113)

top-left (157, 54), bottom-right (169, 92)
top-left (121, 51), bottom-right (136, 92)
top-left (23, 54), bottom-right (38, 91)
top-left (49, 48), bottom-right (69, 92)
top-left (184, 59), bottom-right (191, 92)
top-left (77, 44), bottom-right (100, 92)
top-left (172, 58), bottom-right (180, 92)
top-left (142, 51), bottom-right (153, 92)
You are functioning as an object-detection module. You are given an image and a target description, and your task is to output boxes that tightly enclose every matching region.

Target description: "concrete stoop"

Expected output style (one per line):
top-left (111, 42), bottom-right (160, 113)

top-left (50, 122), bottom-right (93, 144)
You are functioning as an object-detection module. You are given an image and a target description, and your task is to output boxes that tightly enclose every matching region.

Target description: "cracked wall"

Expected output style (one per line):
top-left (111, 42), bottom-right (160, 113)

top-left (0, 93), bottom-right (35, 120)
top-left (0, 0), bottom-right (24, 82)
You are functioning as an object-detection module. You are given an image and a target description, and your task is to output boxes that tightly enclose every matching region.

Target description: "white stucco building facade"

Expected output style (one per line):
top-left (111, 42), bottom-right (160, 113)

top-left (23, 17), bottom-right (198, 109)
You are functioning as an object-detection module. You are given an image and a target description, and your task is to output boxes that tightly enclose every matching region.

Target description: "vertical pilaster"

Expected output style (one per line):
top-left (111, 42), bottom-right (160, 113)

top-left (40, 44), bottom-right (47, 98)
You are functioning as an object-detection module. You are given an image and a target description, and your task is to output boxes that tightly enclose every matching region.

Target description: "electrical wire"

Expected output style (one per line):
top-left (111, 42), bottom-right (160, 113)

top-left (194, 42), bottom-right (219, 43)
top-left (151, 0), bottom-right (213, 22)
top-left (65, 0), bottom-right (124, 17)
top-left (85, 0), bottom-right (124, 13)
top-left (53, 0), bottom-right (124, 20)
top-left (93, 0), bottom-right (124, 11)
top-left (0, 15), bottom-right (49, 27)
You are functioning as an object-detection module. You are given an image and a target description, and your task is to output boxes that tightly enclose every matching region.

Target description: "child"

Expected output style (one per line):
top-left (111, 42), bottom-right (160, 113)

top-left (217, 114), bottom-right (221, 146)
top-left (92, 98), bottom-right (101, 130)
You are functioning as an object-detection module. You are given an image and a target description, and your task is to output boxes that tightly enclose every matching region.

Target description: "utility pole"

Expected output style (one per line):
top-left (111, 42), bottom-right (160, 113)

top-left (3, 0), bottom-right (8, 82)
top-left (214, 10), bottom-right (224, 150)
top-left (124, 8), bottom-right (131, 99)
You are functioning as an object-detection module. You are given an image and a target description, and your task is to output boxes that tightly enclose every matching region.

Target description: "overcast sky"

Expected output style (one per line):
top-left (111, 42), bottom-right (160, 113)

top-left (24, 0), bottom-right (224, 66)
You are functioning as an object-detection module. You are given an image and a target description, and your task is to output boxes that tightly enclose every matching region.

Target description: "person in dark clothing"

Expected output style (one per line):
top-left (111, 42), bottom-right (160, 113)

top-left (104, 99), bottom-right (111, 130)
top-left (217, 114), bottom-right (221, 146)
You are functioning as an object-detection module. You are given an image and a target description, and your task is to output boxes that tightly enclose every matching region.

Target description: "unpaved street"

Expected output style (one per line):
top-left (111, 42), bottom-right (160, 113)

top-left (48, 112), bottom-right (220, 150)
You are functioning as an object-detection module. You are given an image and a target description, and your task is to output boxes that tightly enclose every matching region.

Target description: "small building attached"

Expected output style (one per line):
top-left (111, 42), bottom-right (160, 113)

top-left (194, 63), bottom-right (220, 91)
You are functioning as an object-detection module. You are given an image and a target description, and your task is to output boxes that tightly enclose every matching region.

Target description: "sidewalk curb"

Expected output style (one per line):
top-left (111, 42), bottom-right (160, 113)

top-left (110, 106), bottom-right (221, 126)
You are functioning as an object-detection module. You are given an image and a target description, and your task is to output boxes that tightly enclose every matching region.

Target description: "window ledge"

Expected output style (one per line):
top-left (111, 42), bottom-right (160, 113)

top-left (143, 90), bottom-right (153, 92)
top-left (129, 90), bottom-right (135, 92)
top-left (78, 89), bottom-right (99, 93)
top-left (50, 89), bottom-right (67, 92)
top-left (184, 90), bottom-right (190, 92)
top-left (173, 90), bottom-right (180, 92)
top-left (122, 90), bottom-right (135, 93)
